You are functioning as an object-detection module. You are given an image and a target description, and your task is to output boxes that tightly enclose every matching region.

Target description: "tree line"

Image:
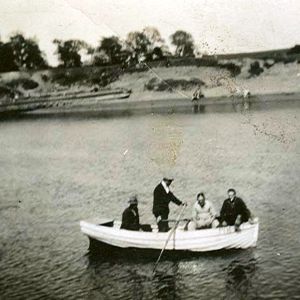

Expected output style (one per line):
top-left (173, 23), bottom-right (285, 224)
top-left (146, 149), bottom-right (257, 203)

top-left (0, 27), bottom-right (196, 72)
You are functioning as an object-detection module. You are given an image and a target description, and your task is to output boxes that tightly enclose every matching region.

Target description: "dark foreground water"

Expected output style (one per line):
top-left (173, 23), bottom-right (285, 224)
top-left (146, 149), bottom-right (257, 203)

top-left (0, 103), bottom-right (300, 299)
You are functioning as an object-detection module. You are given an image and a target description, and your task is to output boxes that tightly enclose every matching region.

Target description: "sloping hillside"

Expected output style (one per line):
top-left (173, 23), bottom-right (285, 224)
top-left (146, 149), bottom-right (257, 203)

top-left (0, 58), bottom-right (300, 104)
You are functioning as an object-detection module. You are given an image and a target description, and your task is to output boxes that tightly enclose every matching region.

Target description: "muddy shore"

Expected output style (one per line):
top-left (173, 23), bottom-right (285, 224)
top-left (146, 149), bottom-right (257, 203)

top-left (4, 92), bottom-right (298, 119)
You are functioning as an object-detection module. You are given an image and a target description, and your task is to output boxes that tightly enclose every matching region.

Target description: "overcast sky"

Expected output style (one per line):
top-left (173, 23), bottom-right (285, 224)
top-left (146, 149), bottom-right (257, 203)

top-left (1, 0), bottom-right (300, 65)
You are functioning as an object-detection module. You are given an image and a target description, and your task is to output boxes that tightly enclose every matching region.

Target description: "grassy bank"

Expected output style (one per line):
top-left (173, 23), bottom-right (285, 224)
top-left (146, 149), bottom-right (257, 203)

top-left (0, 56), bottom-right (300, 112)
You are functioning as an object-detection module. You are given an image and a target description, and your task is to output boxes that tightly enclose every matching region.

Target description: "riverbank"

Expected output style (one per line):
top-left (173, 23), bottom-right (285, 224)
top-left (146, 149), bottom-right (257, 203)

top-left (0, 58), bottom-right (300, 116)
top-left (9, 92), bottom-right (299, 119)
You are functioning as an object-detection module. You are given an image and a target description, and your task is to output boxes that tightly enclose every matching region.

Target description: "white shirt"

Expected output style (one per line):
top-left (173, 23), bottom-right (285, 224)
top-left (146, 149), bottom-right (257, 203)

top-left (192, 200), bottom-right (216, 226)
top-left (161, 180), bottom-right (170, 194)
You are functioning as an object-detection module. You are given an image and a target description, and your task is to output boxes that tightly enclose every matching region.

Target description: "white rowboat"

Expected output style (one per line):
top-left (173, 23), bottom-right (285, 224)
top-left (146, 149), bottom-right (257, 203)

top-left (80, 218), bottom-right (259, 253)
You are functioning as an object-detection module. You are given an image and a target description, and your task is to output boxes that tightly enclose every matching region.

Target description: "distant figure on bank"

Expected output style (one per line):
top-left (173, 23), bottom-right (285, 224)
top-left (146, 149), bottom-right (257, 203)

top-left (234, 87), bottom-right (251, 99)
top-left (153, 177), bottom-right (186, 232)
top-left (192, 86), bottom-right (204, 101)
top-left (188, 193), bottom-right (219, 230)
top-left (120, 195), bottom-right (140, 231)
top-left (219, 189), bottom-right (251, 231)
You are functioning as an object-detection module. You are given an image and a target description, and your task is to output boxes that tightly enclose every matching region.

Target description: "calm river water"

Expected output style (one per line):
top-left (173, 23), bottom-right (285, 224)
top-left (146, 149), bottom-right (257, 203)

top-left (0, 103), bottom-right (300, 299)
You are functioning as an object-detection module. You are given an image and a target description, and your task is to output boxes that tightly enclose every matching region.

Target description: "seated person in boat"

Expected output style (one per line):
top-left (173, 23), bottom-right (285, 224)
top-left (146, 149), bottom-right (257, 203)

top-left (219, 188), bottom-right (251, 231)
top-left (120, 195), bottom-right (140, 231)
top-left (188, 192), bottom-right (219, 230)
top-left (153, 177), bottom-right (186, 232)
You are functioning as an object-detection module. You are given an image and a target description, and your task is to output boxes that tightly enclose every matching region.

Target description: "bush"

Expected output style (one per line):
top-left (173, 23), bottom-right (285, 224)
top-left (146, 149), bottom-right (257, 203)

top-left (51, 70), bottom-right (86, 86)
top-left (144, 77), bottom-right (205, 91)
top-left (283, 57), bottom-right (296, 64)
top-left (6, 78), bottom-right (39, 90)
top-left (51, 67), bottom-right (121, 87)
top-left (90, 68), bottom-right (121, 86)
top-left (219, 62), bottom-right (241, 76)
top-left (21, 79), bottom-right (39, 90)
top-left (248, 61), bottom-right (264, 77)
top-left (288, 45), bottom-right (300, 54)
top-left (0, 85), bottom-right (12, 97)
top-left (263, 59), bottom-right (275, 69)
top-left (41, 74), bottom-right (49, 82)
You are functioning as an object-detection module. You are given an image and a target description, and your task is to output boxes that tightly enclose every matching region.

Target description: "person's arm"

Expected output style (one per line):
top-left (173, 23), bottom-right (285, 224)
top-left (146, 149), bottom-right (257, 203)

top-left (219, 201), bottom-right (229, 226)
top-left (135, 208), bottom-right (140, 230)
top-left (234, 198), bottom-right (250, 231)
top-left (234, 214), bottom-right (242, 231)
top-left (220, 201), bottom-right (226, 222)
top-left (208, 202), bottom-right (217, 219)
top-left (237, 198), bottom-right (251, 223)
top-left (169, 191), bottom-right (183, 206)
top-left (192, 203), bottom-right (198, 221)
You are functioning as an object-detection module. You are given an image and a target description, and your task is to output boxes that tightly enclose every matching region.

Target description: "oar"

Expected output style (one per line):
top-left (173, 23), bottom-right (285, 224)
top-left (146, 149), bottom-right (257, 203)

top-left (153, 204), bottom-right (187, 274)
top-left (162, 218), bottom-right (190, 223)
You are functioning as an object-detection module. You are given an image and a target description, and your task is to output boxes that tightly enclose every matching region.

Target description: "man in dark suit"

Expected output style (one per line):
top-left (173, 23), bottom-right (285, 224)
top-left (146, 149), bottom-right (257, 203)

top-left (153, 177), bottom-right (186, 232)
top-left (120, 195), bottom-right (140, 231)
top-left (219, 188), bottom-right (251, 231)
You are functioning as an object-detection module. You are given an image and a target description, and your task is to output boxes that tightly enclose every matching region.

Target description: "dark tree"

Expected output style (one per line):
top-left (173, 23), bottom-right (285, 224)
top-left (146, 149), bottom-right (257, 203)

top-left (125, 31), bottom-right (151, 63)
top-left (0, 42), bottom-right (18, 72)
top-left (170, 30), bottom-right (195, 57)
top-left (98, 36), bottom-right (123, 64)
top-left (53, 39), bottom-right (88, 68)
top-left (143, 27), bottom-right (163, 46)
top-left (91, 50), bottom-right (109, 66)
top-left (288, 45), bottom-right (300, 54)
top-left (152, 47), bottom-right (164, 60)
top-left (142, 27), bottom-right (167, 60)
top-left (0, 33), bottom-right (46, 72)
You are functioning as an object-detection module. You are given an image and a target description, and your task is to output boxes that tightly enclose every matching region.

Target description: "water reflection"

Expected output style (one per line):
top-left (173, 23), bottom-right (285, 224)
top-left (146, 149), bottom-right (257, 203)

top-left (224, 254), bottom-right (257, 300)
top-left (152, 264), bottom-right (179, 300)
top-left (85, 251), bottom-right (181, 300)
top-left (1, 96), bottom-right (299, 121)
top-left (85, 250), bottom-right (260, 300)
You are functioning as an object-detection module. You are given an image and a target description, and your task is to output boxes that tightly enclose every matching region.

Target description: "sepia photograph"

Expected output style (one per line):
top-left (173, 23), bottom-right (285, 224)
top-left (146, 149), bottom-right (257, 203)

top-left (0, 1), bottom-right (300, 299)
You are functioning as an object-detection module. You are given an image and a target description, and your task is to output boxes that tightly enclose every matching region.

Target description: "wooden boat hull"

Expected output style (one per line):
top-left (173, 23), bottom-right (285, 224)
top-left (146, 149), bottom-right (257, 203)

top-left (80, 218), bottom-right (259, 253)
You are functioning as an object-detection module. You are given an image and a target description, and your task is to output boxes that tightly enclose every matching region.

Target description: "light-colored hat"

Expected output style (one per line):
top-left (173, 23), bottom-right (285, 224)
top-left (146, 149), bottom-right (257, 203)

top-left (128, 195), bottom-right (138, 205)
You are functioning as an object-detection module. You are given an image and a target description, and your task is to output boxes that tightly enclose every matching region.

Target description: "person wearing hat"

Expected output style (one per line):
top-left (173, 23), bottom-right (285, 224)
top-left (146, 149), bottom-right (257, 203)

top-left (120, 195), bottom-right (140, 231)
top-left (152, 177), bottom-right (186, 232)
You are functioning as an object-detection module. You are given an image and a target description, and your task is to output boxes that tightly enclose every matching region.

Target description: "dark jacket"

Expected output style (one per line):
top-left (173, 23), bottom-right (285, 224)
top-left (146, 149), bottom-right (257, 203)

top-left (220, 197), bottom-right (250, 226)
top-left (152, 182), bottom-right (182, 217)
top-left (120, 205), bottom-right (140, 231)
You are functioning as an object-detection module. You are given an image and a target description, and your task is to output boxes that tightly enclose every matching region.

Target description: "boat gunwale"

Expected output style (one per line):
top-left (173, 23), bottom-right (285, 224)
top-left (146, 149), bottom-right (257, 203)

top-left (80, 220), bottom-right (259, 240)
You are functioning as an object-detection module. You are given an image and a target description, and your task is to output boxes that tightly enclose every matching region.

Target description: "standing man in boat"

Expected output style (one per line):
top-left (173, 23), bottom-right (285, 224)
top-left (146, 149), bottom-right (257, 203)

top-left (153, 177), bottom-right (186, 232)
top-left (120, 195), bottom-right (140, 231)
top-left (219, 188), bottom-right (251, 231)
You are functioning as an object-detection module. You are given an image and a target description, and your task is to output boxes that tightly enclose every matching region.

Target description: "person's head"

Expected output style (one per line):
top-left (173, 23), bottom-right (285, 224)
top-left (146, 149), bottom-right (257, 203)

top-left (163, 177), bottom-right (174, 187)
top-left (227, 188), bottom-right (236, 200)
top-left (197, 192), bottom-right (205, 207)
top-left (128, 195), bottom-right (138, 207)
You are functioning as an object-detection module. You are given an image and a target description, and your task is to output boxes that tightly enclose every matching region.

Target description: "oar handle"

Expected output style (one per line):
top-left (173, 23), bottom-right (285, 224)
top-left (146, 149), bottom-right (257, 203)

top-left (161, 218), bottom-right (190, 222)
